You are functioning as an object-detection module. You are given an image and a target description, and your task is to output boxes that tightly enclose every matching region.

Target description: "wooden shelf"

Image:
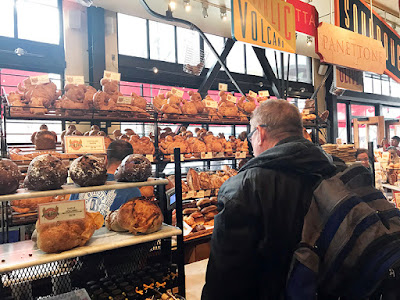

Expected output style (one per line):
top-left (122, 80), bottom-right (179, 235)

top-left (0, 178), bottom-right (169, 202)
top-left (0, 225), bottom-right (182, 273)
top-left (382, 183), bottom-right (400, 192)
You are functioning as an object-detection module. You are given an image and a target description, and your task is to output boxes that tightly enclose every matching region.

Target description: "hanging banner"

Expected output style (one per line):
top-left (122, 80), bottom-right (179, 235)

top-left (231, 0), bottom-right (296, 53)
top-left (286, 0), bottom-right (318, 37)
top-left (335, 0), bottom-right (400, 82)
top-left (316, 22), bottom-right (386, 74)
top-left (334, 66), bottom-right (364, 92)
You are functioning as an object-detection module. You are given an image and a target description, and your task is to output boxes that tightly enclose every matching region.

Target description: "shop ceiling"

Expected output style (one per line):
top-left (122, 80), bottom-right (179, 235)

top-left (91, 0), bottom-right (316, 58)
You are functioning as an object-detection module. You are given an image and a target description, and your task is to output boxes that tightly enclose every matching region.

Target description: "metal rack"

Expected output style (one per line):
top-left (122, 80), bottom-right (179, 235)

top-left (0, 178), bottom-right (185, 299)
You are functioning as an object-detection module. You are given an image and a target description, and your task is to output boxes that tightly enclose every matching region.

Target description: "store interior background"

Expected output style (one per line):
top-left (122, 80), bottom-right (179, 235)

top-left (1, 0), bottom-right (400, 152)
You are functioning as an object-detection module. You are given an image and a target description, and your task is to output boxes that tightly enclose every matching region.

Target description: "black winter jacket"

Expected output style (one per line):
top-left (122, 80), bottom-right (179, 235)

top-left (202, 136), bottom-right (337, 300)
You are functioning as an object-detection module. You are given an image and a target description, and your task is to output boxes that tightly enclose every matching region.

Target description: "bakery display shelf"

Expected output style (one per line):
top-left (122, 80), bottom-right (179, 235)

top-left (0, 178), bottom-right (169, 202)
top-left (382, 184), bottom-right (400, 192)
top-left (182, 189), bottom-right (218, 200)
top-left (162, 154), bottom-right (251, 164)
top-left (0, 225), bottom-right (182, 273)
top-left (184, 229), bottom-right (213, 242)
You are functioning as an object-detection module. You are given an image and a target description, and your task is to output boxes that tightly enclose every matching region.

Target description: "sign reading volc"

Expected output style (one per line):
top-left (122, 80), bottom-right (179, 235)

top-left (231, 0), bottom-right (296, 53)
top-left (335, 0), bottom-right (400, 82)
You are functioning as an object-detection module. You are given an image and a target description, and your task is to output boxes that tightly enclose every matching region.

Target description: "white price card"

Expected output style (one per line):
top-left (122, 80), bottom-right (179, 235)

top-left (103, 70), bottom-right (121, 81)
top-left (336, 138), bottom-right (343, 145)
top-left (117, 96), bottom-right (133, 105)
top-left (249, 90), bottom-right (258, 98)
top-left (65, 75), bottom-right (85, 85)
top-left (38, 200), bottom-right (85, 224)
top-left (187, 190), bottom-right (195, 198)
top-left (218, 83), bottom-right (228, 91)
top-left (235, 152), bottom-right (247, 159)
top-left (171, 87), bottom-right (184, 98)
top-left (201, 152), bottom-right (213, 159)
top-left (64, 136), bottom-right (106, 154)
top-left (145, 154), bottom-right (154, 162)
top-left (258, 90), bottom-right (270, 97)
top-left (196, 190), bottom-right (205, 198)
top-left (227, 94), bottom-right (237, 103)
top-left (204, 190), bottom-right (211, 197)
top-left (215, 189), bottom-right (219, 195)
top-left (204, 99), bottom-right (218, 108)
top-left (170, 154), bottom-right (185, 162)
top-left (215, 152), bottom-right (225, 158)
top-left (303, 109), bottom-right (311, 115)
top-left (382, 152), bottom-right (390, 162)
top-left (30, 74), bottom-right (50, 85)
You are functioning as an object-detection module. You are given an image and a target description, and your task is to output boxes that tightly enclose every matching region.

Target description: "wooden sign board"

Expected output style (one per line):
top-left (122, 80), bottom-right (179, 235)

top-left (64, 136), bottom-right (106, 154)
top-left (38, 200), bottom-right (85, 225)
top-left (231, 0), bottom-right (296, 53)
top-left (316, 22), bottom-right (386, 74)
top-left (334, 66), bottom-right (364, 92)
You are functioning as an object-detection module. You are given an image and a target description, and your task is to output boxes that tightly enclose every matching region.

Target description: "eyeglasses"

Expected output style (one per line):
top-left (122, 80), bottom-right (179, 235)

top-left (247, 125), bottom-right (268, 144)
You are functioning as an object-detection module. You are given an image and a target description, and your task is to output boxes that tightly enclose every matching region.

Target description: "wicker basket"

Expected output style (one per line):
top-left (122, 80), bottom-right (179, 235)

top-left (387, 168), bottom-right (400, 185)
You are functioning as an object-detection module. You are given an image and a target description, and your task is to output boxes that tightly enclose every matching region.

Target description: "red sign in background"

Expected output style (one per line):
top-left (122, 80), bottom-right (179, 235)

top-left (286, 0), bottom-right (319, 37)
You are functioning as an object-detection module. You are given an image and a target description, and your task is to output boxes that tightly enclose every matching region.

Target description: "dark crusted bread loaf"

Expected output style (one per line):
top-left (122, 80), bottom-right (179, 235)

top-left (31, 125), bottom-right (57, 150)
top-left (0, 159), bottom-right (21, 195)
top-left (70, 155), bottom-right (107, 187)
top-left (24, 154), bottom-right (68, 190)
top-left (114, 154), bottom-right (151, 182)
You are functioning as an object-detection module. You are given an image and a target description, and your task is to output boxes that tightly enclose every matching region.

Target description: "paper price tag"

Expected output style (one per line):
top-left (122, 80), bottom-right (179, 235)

top-left (215, 152), bottom-right (225, 158)
top-left (196, 190), bottom-right (205, 198)
top-left (103, 70), bottom-right (121, 81)
top-left (215, 189), bottom-right (219, 195)
top-left (205, 190), bottom-right (211, 197)
top-left (394, 192), bottom-right (400, 208)
top-left (218, 83), bottom-right (228, 91)
top-left (204, 100), bottom-right (218, 109)
top-left (66, 75), bottom-right (85, 85)
top-left (201, 152), bottom-right (213, 159)
top-left (64, 136), bottom-right (106, 154)
top-left (235, 152), bottom-right (246, 159)
top-left (145, 154), bottom-right (154, 162)
top-left (38, 200), bottom-right (85, 224)
top-left (258, 90), bottom-right (270, 97)
top-left (170, 154), bottom-right (185, 162)
top-left (227, 94), bottom-right (237, 103)
top-left (382, 152), bottom-right (390, 162)
top-left (249, 90), bottom-right (258, 98)
top-left (30, 74), bottom-right (50, 85)
top-left (187, 190), bottom-right (195, 198)
top-left (303, 109), bottom-right (311, 115)
top-left (171, 87), bottom-right (184, 98)
top-left (336, 138), bottom-right (343, 145)
top-left (117, 96), bottom-right (133, 105)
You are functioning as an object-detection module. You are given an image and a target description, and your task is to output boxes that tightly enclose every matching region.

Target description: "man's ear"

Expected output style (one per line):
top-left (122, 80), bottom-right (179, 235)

top-left (257, 125), bottom-right (268, 145)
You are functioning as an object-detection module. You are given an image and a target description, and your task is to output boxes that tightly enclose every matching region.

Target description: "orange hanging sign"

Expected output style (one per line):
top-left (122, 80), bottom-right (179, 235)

top-left (231, 0), bottom-right (296, 53)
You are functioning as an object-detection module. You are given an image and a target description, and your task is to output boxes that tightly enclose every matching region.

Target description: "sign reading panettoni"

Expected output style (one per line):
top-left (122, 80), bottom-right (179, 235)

top-left (231, 0), bottom-right (296, 53)
top-left (316, 22), bottom-right (386, 74)
top-left (335, 0), bottom-right (400, 82)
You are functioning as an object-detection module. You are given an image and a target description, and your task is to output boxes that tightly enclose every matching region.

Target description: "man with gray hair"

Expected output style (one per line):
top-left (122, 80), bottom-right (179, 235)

top-left (202, 99), bottom-right (337, 300)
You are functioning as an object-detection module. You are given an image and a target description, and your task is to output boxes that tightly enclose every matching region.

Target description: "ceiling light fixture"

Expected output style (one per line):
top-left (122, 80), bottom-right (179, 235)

top-left (307, 36), bottom-right (313, 46)
top-left (168, 0), bottom-right (176, 11)
top-left (220, 6), bottom-right (227, 21)
top-left (184, 0), bottom-right (191, 12)
top-left (202, 2), bottom-right (208, 18)
top-left (153, 67), bottom-right (159, 74)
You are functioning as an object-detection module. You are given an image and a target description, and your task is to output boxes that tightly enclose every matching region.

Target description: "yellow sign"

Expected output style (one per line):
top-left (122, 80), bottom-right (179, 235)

top-left (64, 136), bottom-right (106, 154)
top-left (232, 0), bottom-right (296, 53)
top-left (38, 200), bottom-right (85, 224)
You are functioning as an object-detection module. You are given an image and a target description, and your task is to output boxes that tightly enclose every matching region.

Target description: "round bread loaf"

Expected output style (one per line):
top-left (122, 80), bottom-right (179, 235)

top-left (24, 154), bottom-right (68, 191)
top-left (114, 154), bottom-right (151, 182)
top-left (70, 155), bottom-right (107, 187)
top-left (0, 159), bottom-right (21, 195)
